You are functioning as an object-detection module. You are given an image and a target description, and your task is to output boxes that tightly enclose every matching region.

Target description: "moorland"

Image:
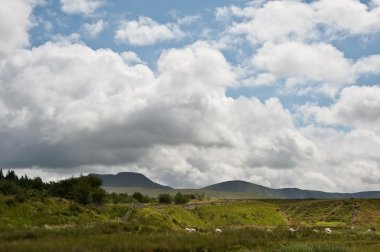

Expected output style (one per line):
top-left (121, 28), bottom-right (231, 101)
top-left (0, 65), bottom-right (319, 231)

top-left (1, 170), bottom-right (380, 251)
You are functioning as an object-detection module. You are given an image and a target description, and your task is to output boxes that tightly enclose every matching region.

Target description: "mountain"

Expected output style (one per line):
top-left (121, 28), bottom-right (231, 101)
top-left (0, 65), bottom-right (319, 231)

top-left (90, 172), bottom-right (172, 189)
top-left (92, 172), bottom-right (380, 199)
top-left (202, 180), bottom-right (380, 199)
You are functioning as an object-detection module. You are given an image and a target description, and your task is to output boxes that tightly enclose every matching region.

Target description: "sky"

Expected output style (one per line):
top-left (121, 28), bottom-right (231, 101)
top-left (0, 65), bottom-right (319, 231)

top-left (1, 0), bottom-right (380, 192)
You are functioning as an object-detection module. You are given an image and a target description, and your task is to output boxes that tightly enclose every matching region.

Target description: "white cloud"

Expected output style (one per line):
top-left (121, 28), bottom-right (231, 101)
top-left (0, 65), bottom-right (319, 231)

top-left (176, 15), bottom-right (201, 26)
top-left (242, 73), bottom-right (277, 87)
top-left (353, 54), bottom-right (380, 75)
top-left (83, 19), bottom-right (105, 38)
top-left (214, 1), bottom-right (380, 96)
top-left (313, 0), bottom-right (380, 35)
top-left (228, 1), bottom-right (316, 43)
top-left (253, 41), bottom-right (354, 84)
top-left (0, 0), bottom-right (33, 58)
top-left (298, 86), bottom-right (380, 131)
top-left (120, 51), bottom-right (145, 65)
top-left (114, 17), bottom-right (184, 46)
top-left (300, 125), bottom-right (380, 192)
top-left (0, 40), bottom-right (325, 189)
top-left (1, 40), bottom-right (379, 191)
top-left (220, 0), bottom-right (380, 44)
top-left (215, 5), bottom-right (257, 21)
top-left (61, 0), bottom-right (104, 15)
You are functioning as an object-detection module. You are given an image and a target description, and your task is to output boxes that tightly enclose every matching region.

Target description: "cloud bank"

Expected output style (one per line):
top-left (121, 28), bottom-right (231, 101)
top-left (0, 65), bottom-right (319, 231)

top-left (0, 0), bottom-right (380, 193)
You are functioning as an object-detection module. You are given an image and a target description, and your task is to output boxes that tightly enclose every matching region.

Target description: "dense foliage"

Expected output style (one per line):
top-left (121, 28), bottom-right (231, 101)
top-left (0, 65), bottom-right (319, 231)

top-left (0, 169), bottom-right (199, 206)
top-left (158, 193), bottom-right (173, 204)
top-left (0, 169), bottom-right (106, 205)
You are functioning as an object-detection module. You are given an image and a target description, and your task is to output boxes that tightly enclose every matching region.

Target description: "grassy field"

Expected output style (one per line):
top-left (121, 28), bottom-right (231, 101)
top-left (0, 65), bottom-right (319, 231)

top-left (1, 196), bottom-right (380, 251)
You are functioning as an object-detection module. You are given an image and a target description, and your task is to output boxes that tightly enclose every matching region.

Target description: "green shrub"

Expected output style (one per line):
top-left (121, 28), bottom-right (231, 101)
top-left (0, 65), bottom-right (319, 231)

top-left (174, 192), bottom-right (190, 204)
top-left (92, 188), bottom-right (106, 205)
top-left (0, 180), bottom-right (20, 195)
top-left (158, 194), bottom-right (173, 204)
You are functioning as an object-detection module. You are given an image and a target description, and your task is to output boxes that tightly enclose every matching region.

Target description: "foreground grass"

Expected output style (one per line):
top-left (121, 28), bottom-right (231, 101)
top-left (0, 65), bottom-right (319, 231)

top-left (0, 225), bottom-right (379, 252)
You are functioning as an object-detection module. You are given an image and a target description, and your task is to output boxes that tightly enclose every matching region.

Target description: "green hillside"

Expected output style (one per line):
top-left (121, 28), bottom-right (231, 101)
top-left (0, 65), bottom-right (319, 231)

top-left (2, 196), bottom-right (380, 232)
top-left (2, 196), bottom-right (380, 251)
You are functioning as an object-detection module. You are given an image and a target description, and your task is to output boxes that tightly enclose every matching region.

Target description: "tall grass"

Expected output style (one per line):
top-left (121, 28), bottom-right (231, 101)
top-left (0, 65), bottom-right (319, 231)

top-left (0, 225), bottom-right (379, 252)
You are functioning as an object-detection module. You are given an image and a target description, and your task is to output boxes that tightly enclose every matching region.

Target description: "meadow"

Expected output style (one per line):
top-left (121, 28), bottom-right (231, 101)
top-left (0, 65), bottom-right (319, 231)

top-left (1, 195), bottom-right (380, 251)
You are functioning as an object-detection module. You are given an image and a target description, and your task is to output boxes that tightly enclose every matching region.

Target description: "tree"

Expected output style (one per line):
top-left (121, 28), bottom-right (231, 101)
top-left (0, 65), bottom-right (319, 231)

top-left (32, 177), bottom-right (44, 191)
top-left (132, 192), bottom-right (144, 202)
top-left (72, 181), bottom-right (92, 205)
top-left (174, 192), bottom-right (190, 204)
top-left (5, 170), bottom-right (18, 181)
top-left (0, 169), bottom-right (3, 180)
top-left (82, 175), bottom-right (102, 188)
top-left (92, 188), bottom-right (106, 205)
top-left (0, 180), bottom-right (19, 195)
top-left (158, 194), bottom-right (173, 204)
top-left (48, 175), bottom-right (106, 205)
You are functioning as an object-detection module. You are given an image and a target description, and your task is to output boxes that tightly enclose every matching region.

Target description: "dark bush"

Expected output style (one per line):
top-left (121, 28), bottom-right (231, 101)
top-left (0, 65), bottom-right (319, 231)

top-left (92, 188), bottom-right (106, 205)
top-left (15, 192), bottom-right (26, 203)
top-left (174, 192), bottom-right (190, 204)
top-left (132, 192), bottom-right (144, 202)
top-left (0, 180), bottom-right (20, 195)
top-left (158, 194), bottom-right (173, 204)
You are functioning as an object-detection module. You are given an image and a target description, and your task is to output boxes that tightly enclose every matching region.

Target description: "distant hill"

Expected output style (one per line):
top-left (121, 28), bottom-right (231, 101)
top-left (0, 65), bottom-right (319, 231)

top-left (92, 172), bottom-right (380, 199)
top-left (202, 180), bottom-right (380, 199)
top-left (90, 172), bottom-right (172, 189)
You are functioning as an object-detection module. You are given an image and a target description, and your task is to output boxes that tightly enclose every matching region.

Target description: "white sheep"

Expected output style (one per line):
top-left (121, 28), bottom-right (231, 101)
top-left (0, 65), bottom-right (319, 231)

top-left (367, 228), bottom-right (373, 233)
top-left (185, 228), bottom-right (192, 233)
top-left (215, 228), bottom-right (222, 233)
top-left (266, 228), bottom-right (273, 233)
top-left (288, 227), bottom-right (299, 233)
top-left (312, 228), bottom-right (319, 233)
top-left (190, 228), bottom-right (196, 232)
top-left (324, 227), bottom-right (332, 234)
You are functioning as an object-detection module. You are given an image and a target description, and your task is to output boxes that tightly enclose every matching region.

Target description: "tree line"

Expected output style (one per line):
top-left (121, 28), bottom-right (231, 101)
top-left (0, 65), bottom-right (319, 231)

top-left (0, 169), bottom-right (205, 205)
top-left (0, 168), bottom-right (106, 205)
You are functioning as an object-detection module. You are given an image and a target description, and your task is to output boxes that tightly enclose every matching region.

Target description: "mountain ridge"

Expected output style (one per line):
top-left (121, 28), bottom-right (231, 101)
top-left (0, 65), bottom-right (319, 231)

top-left (90, 172), bottom-right (172, 189)
top-left (202, 180), bottom-right (380, 199)
top-left (91, 172), bottom-right (380, 199)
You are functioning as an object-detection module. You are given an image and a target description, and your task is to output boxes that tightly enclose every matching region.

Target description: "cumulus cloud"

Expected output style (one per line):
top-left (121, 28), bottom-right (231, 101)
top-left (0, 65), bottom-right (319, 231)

top-left (175, 15), bottom-right (201, 26)
top-left (213, 0), bottom-right (380, 98)
top-left (300, 126), bottom-right (380, 192)
top-left (242, 73), bottom-right (277, 87)
top-left (61, 0), bottom-right (104, 15)
top-left (0, 0), bottom-right (33, 58)
top-left (298, 86), bottom-right (380, 131)
top-left (120, 51), bottom-right (145, 65)
top-left (0, 40), bottom-right (323, 189)
top-left (225, 1), bottom-right (316, 43)
top-left (83, 19), bottom-right (105, 38)
top-left (220, 0), bottom-right (380, 44)
top-left (253, 41), bottom-right (354, 85)
top-left (313, 0), bottom-right (380, 35)
top-left (353, 54), bottom-right (380, 75)
top-left (114, 17), bottom-right (184, 46)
